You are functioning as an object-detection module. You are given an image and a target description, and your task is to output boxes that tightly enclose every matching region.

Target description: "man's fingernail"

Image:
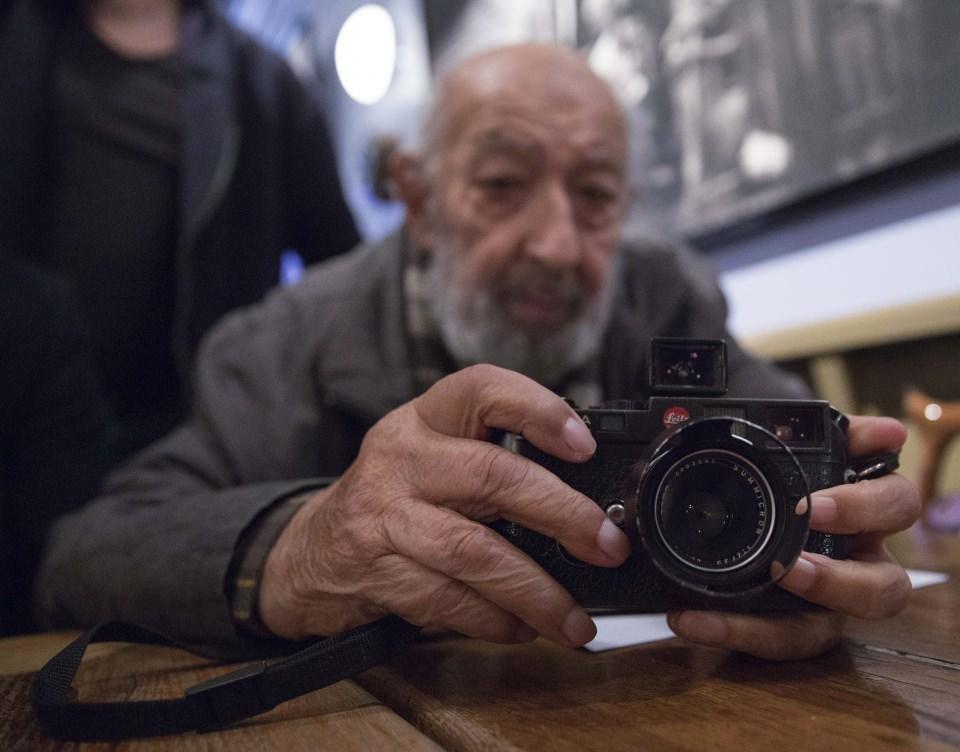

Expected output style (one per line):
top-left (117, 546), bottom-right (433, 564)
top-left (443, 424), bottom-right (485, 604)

top-left (563, 416), bottom-right (596, 458)
top-left (596, 518), bottom-right (630, 563)
top-left (809, 495), bottom-right (838, 526)
top-left (782, 556), bottom-right (817, 593)
top-left (514, 623), bottom-right (538, 642)
top-left (678, 612), bottom-right (728, 645)
top-left (562, 608), bottom-right (596, 646)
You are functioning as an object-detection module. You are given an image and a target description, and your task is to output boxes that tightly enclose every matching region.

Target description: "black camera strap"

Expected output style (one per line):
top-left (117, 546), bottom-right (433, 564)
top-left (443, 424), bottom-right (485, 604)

top-left (31, 616), bottom-right (421, 741)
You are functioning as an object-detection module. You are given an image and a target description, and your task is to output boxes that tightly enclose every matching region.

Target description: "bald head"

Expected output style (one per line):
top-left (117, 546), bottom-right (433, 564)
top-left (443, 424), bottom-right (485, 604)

top-left (425, 43), bottom-right (626, 165)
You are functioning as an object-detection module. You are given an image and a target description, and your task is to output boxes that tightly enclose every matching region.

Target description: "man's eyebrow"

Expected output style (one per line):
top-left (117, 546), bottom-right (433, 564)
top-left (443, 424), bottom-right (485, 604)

top-left (466, 130), bottom-right (544, 162)
top-left (573, 142), bottom-right (627, 177)
top-left (461, 130), bottom-right (625, 178)
top-left (574, 155), bottom-right (624, 177)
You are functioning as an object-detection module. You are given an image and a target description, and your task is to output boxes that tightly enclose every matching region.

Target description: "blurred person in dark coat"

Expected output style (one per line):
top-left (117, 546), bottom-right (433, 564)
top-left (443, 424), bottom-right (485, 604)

top-left (0, 0), bottom-right (360, 459)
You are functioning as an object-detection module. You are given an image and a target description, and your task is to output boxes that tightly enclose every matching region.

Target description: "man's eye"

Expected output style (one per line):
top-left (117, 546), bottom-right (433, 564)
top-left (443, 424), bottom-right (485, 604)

top-left (575, 184), bottom-right (621, 229)
top-left (477, 176), bottom-right (525, 194)
top-left (578, 185), bottom-right (616, 204)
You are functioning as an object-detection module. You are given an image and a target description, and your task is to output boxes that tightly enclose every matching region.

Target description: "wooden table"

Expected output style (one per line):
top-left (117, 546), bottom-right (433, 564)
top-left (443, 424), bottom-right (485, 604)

top-left (3, 527), bottom-right (959, 750)
top-left (0, 635), bottom-right (441, 750)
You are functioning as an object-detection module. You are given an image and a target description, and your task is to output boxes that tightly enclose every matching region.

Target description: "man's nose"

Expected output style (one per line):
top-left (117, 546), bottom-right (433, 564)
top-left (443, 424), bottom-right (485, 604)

top-left (522, 184), bottom-right (581, 269)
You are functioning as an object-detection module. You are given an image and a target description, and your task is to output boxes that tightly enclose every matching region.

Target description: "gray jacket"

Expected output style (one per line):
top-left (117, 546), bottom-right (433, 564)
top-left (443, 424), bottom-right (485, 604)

top-left (36, 232), bottom-right (808, 651)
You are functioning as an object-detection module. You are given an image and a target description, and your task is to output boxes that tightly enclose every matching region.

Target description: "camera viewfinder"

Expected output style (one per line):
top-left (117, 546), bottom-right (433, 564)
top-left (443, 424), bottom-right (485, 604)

top-left (766, 406), bottom-right (824, 447)
top-left (650, 338), bottom-right (727, 395)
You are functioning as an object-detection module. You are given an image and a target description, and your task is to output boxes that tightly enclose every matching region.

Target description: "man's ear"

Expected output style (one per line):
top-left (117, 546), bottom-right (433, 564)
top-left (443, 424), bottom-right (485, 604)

top-left (390, 150), bottom-right (433, 248)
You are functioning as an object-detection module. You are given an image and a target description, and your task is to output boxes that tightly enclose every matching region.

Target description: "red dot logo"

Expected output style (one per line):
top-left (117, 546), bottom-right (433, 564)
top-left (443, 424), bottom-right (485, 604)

top-left (663, 406), bottom-right (691, 429)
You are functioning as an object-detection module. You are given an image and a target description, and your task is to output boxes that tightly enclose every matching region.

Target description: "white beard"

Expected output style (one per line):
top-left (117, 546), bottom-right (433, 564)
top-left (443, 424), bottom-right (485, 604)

top-left (422, 238), bottom-right (620, 388)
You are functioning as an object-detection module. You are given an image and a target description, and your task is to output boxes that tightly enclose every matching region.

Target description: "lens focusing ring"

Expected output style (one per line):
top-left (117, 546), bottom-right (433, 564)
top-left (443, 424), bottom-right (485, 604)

top-left (632, 415), bottom-right (813, 600)
top-left (653, 449), bottom-right (775, 574)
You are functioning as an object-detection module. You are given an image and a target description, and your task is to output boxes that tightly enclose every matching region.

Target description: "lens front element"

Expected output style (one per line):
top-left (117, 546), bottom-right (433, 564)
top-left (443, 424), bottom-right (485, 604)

top-left (655, 450), bottom-right (775, 573)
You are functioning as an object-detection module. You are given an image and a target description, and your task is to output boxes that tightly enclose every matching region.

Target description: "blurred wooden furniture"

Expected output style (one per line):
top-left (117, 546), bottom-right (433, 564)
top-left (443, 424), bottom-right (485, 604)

top-left (3, 529), bottom-right (959, 751)
top-left (903, 387), bottom-right (960, 512)
top-left (742, 292), bottom-right (960, 362)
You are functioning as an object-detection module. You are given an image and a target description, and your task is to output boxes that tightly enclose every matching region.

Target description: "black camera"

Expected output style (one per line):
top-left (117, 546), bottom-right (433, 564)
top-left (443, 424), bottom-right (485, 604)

top-left (498, 338), bottom-right (873, 613)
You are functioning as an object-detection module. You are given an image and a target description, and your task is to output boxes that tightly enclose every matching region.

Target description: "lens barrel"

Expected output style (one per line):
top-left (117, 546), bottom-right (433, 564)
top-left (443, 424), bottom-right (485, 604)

top-left (633, 417), bottom-right (812, 599)
top-left (654, 449), bottom-right (775, 574)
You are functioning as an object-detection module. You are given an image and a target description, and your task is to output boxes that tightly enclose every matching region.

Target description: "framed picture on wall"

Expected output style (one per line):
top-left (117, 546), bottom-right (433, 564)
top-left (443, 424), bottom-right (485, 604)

top-left (425, 0), bottom-right (960, 241)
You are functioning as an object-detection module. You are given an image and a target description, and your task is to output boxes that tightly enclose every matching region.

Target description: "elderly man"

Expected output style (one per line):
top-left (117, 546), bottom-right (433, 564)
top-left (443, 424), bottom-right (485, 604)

top-left (37, 44), bottom-right (918, 660)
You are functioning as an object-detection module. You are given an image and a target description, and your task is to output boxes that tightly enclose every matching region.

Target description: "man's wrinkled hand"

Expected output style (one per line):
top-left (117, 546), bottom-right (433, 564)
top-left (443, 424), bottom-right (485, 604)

top-left (258, 364), bottom-right (630, 647)
top-left (667, 415), bottom-right (920, 660)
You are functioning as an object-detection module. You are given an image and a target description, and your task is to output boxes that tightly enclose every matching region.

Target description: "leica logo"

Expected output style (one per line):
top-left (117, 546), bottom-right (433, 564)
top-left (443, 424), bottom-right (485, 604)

top-left (662, 406), bottom-right (691, 428)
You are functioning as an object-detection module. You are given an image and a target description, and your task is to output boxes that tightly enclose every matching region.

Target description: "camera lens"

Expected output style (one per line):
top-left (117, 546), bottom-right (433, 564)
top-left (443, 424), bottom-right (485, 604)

top-left (654, 449), bottom-right (774, 573)
top-left (682, 491), bottom-right (729, 540)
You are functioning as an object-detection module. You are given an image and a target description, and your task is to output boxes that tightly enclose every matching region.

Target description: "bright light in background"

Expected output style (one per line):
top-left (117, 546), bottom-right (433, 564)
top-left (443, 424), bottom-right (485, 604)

top-left (739, 130), bottom-right (793, 181)
top-left (926, 403), bottom-right (944, 422)
top-left (335, 5), bottom-right (397, 105)
top-left (279, 250), bottom-right (304, 286)
top-left (588, 33), bottom-right (650, 107)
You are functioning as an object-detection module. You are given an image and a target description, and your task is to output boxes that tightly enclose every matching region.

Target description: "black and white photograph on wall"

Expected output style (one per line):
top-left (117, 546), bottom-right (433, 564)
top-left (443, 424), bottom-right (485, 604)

top-left (426, 0), bottom-right (960, 240)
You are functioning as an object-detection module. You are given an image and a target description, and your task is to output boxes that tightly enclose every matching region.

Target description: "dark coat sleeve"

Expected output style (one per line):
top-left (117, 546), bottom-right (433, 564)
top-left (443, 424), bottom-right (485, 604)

top-left (0, 258), bottom-right (112, 635)
top-left (34, 287), bottom-right (328, 655)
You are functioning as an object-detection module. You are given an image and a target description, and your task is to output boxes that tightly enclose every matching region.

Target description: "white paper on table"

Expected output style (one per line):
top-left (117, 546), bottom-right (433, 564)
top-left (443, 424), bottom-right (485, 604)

top-left (584, 570), bottom-right (949, 652)
top-left (585, 614), bottom-right (674, 652)
top-left (906, 569), bottom-right (949, 589)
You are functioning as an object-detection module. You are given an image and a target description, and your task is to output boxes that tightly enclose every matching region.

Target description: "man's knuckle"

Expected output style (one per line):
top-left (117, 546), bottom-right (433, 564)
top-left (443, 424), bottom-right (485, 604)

top-left (559, 489), bottom-right (595, 525)
top-left (893, 476), bottom-right (922, 527)
top-left (348, 476), bottom-right (391, 520)
top-left (373, 499), bottom-right (411, 549)
top-left (443, 525), bottom-right (505, 576)
top-left (465, 363), bottom-right (503, 383)
top-left (872, 570), bottom-right (911, 618)
top-left (802, 615), bottom-right (844, 658)
top-left (839, 483), bottom-right (871, 530)
top-left (455, 364), bottom-right (501, 402)
top-left (363, 410), bottom-right (404, 451)
top-left (422, 580), bottom-right (472, 625)
top-left (473, 445), bottom-right (530, 498)
top-left (839, 475), bottom-right (918, 535)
